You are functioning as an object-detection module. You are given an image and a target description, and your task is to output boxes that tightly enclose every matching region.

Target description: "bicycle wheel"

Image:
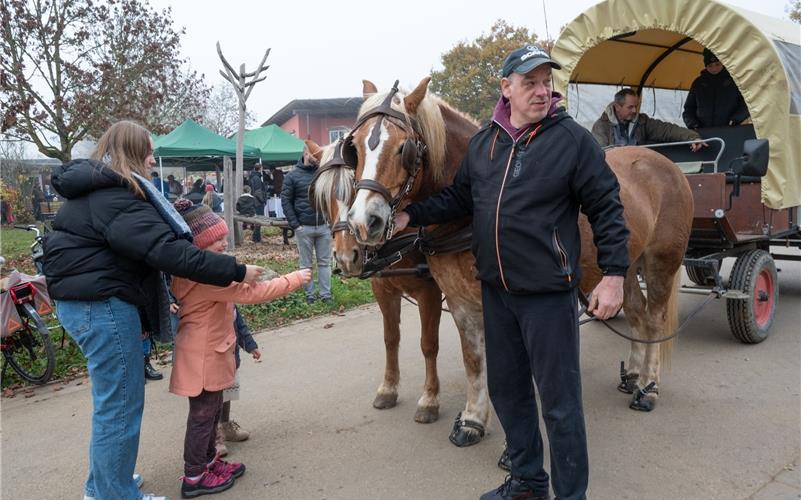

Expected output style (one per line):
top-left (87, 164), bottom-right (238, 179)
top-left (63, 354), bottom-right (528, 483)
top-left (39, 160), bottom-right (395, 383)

top-left (2, 303), bottom-right (55, 384)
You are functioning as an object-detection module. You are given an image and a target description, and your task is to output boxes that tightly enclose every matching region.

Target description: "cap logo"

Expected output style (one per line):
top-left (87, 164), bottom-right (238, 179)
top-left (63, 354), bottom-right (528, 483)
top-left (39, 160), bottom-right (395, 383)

top-left (520, 46), bottom-right (548, 62)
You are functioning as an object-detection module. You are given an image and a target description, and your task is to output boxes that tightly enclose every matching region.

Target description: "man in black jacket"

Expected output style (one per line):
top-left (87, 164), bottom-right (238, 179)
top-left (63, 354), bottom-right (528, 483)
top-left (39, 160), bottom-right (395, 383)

top-left (683, 48), bottom-right (749, 129)
top-left (394, 45), bottom-right (628, 500)
top-left (248, 165), bottom-right (267, 242)
top-left (280, 147), bottom-right (332, 304)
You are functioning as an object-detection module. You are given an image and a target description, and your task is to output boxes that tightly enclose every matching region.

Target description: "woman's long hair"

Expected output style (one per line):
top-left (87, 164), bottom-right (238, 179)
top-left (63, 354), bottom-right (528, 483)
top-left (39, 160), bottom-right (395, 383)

top-left (90, 120), bottom-right (152, 198)
top-left (202, 189), bottom-right (214, 209)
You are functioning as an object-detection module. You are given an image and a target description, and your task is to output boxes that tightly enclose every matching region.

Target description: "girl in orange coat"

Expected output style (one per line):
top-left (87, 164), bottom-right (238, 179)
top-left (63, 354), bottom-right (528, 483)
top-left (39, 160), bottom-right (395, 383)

top-left (170, 199), bottom-right (310, 498)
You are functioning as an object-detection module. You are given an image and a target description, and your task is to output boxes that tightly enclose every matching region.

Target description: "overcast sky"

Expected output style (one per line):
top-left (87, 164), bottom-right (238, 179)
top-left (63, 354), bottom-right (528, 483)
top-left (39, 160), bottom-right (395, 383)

top-left (148, 0), bottom-right (792, 124)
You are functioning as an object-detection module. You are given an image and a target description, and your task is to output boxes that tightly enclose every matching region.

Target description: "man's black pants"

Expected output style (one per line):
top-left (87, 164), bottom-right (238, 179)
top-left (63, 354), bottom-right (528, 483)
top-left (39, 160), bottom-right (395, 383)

top-left (482, 282), bottom-right (588, 500)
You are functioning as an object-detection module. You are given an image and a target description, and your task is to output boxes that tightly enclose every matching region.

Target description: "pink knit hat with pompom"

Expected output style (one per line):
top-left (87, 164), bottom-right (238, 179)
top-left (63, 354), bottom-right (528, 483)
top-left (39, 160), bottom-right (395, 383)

top-left (173, 198), bottom-right (228, 249)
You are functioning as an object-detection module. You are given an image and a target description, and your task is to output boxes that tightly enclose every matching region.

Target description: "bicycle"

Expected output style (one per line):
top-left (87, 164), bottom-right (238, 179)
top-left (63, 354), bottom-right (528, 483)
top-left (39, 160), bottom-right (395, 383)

top-left (0, 224), bottom-right (56, 385)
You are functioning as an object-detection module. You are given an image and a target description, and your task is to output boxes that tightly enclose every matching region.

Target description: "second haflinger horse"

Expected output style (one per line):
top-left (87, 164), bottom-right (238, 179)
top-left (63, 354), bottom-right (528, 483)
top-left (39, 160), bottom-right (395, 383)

top-left (331, 77), bottom-right (691, 443)
top-left (306, 138), bottom-right (446, 425)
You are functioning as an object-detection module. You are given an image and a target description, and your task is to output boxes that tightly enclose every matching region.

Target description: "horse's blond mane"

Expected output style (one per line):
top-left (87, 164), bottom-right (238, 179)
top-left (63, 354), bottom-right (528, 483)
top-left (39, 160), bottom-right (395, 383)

top-left (312, 143), bottom-right (355, 220)
top-left (359, 86), bottom-right (473, 183)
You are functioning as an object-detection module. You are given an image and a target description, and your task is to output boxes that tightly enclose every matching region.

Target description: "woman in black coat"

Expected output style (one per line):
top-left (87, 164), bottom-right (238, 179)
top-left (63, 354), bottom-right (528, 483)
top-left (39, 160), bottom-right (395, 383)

top-left (44, 120), bottom-right (263, 500)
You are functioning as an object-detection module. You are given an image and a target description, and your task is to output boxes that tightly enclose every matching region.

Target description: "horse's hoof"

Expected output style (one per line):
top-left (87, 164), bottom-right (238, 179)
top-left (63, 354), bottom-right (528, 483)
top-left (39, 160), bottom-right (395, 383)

top-left (497, 445), bottom-right (511, 471)
top-left (629, 383), bottom-right (658, 412)
top-left (617, 379), bottom-right (637, 394)
top-left (372, 393), bottom-right (398, 410)
top-left (629, 396), bottom-right (656, 412)
top-left (448, 412), bottom-right (485, 447)
top-left (618, 362), bottom-right (638, 394)
top-left (414, 405), bottom-right (439, 423)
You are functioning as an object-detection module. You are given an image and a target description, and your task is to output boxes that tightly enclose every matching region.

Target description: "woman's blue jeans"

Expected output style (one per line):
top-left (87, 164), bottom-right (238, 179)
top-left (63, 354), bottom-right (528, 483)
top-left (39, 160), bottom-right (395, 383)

top-left (57, 297), bottom-right (145, 500)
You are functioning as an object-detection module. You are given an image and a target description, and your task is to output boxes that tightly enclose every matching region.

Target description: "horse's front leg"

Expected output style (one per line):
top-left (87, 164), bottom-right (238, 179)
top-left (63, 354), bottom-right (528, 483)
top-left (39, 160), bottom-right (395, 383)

top-left (372, 281), bottom-right (402, 410)
top-left (447, 299), bottom-right (490, 447)
top-left (412, 283), bottom-right (443, 423)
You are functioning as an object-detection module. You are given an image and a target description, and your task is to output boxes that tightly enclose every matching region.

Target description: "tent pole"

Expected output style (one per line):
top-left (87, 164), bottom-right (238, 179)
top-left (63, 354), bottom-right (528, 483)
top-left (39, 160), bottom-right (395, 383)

top-left (159, 156), bottom-right (164, 195)
top-left (223, 156), bottom-right (236, 250)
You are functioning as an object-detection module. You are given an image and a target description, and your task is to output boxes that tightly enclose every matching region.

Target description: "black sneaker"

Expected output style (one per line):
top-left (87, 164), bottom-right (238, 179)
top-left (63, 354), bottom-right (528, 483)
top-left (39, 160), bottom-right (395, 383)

top-left (479, 476), bottom-right (548, 500)
top-left (321, 297), bottom-right (333, 305)
top-left (144, 361), bottom-right (163, 381)
top-left (306, 297), bottom-right (316, 305)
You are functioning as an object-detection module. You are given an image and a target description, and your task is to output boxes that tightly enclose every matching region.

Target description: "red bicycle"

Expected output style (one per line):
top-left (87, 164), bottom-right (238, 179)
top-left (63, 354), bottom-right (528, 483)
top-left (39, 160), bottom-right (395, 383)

top-left (1, 225), bottom-right (56, 385)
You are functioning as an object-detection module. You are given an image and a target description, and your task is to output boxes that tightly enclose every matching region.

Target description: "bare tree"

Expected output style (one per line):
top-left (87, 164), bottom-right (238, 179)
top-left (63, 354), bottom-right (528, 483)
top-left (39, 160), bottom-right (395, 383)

top-left (200, 82), bottom-right (256, 137)
top-left (0, 0), bottom-right (209, 161)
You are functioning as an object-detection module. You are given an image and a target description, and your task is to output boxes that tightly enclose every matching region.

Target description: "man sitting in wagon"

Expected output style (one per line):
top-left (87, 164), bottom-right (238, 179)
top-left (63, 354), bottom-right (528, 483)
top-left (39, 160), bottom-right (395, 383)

top-left (592, 88), bottom-right (704, 151)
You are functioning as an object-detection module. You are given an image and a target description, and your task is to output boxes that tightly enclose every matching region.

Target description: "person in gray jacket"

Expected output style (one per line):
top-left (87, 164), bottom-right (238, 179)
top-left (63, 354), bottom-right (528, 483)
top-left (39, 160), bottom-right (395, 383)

top-left (592, 88), bottom-right (703, 151)
top-left (280, 146), bottom-right (332, 304)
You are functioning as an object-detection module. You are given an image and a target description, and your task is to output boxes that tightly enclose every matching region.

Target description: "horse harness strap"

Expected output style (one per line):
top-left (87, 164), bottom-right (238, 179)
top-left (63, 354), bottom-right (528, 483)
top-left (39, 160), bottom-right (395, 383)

top-left (359, 224), bottom-right (473, 278)
top-left (417, 224), bottom-right (472, 256)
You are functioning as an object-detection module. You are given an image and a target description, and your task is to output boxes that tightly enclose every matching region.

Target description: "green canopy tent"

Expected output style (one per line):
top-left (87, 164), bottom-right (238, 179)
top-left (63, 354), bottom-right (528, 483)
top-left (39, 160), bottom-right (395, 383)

top-left (241, 125), bottom-right (304, 165)
top-left (151, 119), bottom-right (263, 197)
top-left (153, 119), bottom-right (262, 168)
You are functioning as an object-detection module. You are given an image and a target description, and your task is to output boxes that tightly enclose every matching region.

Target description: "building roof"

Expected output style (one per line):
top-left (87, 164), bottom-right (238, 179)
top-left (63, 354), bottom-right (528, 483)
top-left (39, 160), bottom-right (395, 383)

top-left (261, 97), bottom-right (363, 127)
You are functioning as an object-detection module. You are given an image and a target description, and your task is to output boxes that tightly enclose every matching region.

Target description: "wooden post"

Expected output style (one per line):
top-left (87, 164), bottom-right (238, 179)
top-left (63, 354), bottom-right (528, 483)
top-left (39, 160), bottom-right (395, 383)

top-left (216, 41), bottom-right (270, 205)
top-left (223, 155), bottom-right (235, 250)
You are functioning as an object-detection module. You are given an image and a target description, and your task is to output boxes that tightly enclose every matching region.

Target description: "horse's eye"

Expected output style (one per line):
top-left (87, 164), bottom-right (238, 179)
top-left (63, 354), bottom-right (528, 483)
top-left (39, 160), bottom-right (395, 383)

top-left (397, 145), bottom-right (404, 155)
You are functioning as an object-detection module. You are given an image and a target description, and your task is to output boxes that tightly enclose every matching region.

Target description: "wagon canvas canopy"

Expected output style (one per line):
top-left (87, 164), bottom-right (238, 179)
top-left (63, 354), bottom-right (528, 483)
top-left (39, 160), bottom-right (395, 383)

top-left (552, 0), bottom-right (801, 209)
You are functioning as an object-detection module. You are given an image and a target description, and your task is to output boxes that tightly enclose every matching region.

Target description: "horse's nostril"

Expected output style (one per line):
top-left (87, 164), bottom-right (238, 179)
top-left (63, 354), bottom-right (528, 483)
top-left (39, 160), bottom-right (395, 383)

top-left (368, 215), bottom-right (383, 233)
top-left (353, 249), bottom-right (359, 264)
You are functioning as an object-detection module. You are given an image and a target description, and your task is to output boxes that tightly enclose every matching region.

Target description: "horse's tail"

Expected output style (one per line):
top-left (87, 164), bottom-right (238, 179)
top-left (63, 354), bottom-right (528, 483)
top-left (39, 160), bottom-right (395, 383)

top-left (660, 269), bottom-right (682, 369)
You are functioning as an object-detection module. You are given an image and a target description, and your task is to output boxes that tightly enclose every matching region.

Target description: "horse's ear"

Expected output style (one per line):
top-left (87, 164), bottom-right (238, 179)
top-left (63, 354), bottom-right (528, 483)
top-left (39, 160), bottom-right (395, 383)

top-left (403, 77), bottom-right (431, 117)
top-left (304, 139), bottom-right (323, 163)
top-left (362, 80), bottom-right (378, 98)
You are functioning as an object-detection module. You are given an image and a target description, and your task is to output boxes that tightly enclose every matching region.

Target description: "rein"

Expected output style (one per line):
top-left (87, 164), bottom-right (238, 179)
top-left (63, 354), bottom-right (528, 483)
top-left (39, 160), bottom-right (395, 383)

top-left (577, 288), bottom-right (717, 344)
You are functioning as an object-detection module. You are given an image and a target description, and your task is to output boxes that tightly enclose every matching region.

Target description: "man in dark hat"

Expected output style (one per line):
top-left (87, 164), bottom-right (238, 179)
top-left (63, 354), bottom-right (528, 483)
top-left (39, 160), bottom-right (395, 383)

top-left (393, 44), bottom-right (629, 500)
top-left (683, 48), bottom-right (750, 129)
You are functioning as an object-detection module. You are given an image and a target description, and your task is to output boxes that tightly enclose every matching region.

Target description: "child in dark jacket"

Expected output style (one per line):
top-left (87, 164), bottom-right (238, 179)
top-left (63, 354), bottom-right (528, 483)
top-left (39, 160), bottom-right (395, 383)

top-left (216, 306), bottom-right (260, 456)
top-left (235, 186), bottom-right (257, 217)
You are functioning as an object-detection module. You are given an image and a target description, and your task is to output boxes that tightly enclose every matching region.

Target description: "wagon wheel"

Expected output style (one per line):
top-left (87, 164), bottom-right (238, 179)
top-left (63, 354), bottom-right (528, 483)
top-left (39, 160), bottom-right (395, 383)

top-left (726, 249), bottom-right (778, 344)
top-left (686, 260), bottom-right (721, 286)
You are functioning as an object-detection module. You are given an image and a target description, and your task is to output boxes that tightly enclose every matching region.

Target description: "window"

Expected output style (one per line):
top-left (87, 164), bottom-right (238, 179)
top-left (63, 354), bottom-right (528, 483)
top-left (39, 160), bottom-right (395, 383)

top-left (329, 126), bottom-right (348, 144)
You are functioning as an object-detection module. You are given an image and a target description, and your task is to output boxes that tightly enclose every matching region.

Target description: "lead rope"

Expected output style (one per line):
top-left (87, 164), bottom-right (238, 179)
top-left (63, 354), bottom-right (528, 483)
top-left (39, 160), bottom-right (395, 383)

top-left (577, 288), bottom-right (718, 344)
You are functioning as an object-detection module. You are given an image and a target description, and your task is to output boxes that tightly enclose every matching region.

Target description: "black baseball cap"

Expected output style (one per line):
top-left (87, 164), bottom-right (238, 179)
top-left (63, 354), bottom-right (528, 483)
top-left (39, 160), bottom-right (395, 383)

top-left (501, 45), bottom-right (562, 78)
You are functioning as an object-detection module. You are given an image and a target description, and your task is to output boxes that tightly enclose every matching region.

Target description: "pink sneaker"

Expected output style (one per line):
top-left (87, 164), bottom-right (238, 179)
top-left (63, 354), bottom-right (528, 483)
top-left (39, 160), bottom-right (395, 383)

top-left (180, 470), bottom-right (234, 498)
top-left (209, 457), bottom-right (246, 479)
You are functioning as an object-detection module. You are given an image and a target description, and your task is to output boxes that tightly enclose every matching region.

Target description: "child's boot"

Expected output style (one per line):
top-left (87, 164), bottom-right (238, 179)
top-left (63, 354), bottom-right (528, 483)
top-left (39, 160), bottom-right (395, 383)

top-left (220, 420), bottom-right (249, 442)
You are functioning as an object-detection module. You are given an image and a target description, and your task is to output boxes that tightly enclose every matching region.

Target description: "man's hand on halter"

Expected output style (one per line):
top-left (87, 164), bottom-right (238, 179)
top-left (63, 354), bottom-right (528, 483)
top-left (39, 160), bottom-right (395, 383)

top-left (588, 275), bottom-right (624, 320)
top-left (393, 211), bottom-right (411, 233)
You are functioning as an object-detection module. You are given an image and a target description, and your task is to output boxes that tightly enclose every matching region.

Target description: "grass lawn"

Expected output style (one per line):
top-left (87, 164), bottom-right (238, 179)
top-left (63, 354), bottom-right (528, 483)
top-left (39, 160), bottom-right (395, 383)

top-left (1, 226), bottom-right (376, 390)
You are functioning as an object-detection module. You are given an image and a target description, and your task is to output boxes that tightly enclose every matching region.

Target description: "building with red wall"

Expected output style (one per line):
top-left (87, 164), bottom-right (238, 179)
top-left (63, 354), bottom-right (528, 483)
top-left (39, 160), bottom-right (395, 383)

top-left (261, 97), bottom-right (364, 147)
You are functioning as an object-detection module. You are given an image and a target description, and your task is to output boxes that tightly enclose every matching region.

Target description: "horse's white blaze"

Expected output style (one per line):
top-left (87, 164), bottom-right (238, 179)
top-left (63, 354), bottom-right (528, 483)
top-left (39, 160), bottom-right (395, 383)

top-left (336, 199), bottom-right (349, 223)
top-left (349, 122), bottom-right (389, 228)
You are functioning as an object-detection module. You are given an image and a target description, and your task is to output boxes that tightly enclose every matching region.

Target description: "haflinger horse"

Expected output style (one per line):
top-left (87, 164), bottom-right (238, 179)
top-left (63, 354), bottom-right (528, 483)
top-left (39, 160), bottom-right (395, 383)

top-left (344, 77), bottom-right (693, 414)
top-left (339, 79), bottom-right (489, 447)
top-left (306, 139), bottom-right (446, 425)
